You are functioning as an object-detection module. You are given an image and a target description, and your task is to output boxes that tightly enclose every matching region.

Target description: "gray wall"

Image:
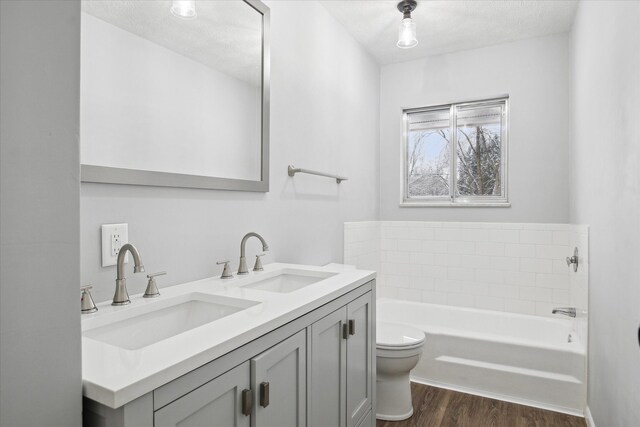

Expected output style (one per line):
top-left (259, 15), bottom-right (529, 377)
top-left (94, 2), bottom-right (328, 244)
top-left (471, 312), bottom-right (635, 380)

top-left (81, 0), bottom-right (381, 303)
top-left (570, 1), bottom-right (640, 425)
top-left (0, 1), bottom-right (82, 426)
top-left (379, 34), bottom-right (571, 223)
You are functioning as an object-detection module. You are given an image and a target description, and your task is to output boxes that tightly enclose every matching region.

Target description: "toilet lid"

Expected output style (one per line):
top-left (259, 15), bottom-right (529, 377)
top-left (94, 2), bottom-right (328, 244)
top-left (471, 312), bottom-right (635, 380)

top-left (376, 322), bottom-right (425, 348)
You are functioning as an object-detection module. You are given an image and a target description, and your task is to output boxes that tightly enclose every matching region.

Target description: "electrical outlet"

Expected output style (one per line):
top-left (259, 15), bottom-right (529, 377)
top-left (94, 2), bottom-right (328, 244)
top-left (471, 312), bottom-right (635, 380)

top-left (101, 223), bottom-right (129, 267)
top-left (111, 233), bottom-right (122, 256)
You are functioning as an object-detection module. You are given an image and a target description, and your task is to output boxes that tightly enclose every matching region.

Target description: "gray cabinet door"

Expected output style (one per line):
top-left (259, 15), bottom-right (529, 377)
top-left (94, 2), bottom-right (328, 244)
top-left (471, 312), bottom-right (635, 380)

top-left (346, 293), bottom-right (373, 427)
top-left (307, 307), bottom-right (347, 427)
top-left (154, 361), bottom-right (251, 427)
top-left (251, 330), bottom-right (306, 427)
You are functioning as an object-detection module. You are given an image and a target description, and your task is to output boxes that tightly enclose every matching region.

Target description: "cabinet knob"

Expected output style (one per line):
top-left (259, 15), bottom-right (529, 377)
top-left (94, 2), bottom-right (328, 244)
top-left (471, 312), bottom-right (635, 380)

top-left (241, 389), bottom-right (252, 416)
top-left (260, 381), bottom-right (270, 408)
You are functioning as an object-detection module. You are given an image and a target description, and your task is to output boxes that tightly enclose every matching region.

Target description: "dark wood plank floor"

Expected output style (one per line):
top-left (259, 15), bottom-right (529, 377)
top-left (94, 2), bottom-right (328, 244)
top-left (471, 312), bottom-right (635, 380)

top-left (376, 383), bottom-right (586, 427)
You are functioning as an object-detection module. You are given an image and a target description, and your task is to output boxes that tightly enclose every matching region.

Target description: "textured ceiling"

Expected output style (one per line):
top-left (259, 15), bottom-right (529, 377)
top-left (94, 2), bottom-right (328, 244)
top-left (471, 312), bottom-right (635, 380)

top-left (81, 0), bottom-right (262, 87)
top-left (320, 0), bottom-right (578, 65)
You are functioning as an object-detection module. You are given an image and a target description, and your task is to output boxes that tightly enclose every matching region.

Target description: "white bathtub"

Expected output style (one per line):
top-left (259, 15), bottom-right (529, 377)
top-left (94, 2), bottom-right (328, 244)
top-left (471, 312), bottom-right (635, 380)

top-left (377, 298), bottom-right (586, 416)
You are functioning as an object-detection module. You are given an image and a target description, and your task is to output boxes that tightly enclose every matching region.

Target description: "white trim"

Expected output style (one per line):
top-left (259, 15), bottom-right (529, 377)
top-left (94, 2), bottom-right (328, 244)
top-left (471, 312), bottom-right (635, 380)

top-left (585, 406), bottom-right (596, 427)
top-left (401, 94), bottom-right (511, 113)
top-left (400, 202), bottom-right (511, 208)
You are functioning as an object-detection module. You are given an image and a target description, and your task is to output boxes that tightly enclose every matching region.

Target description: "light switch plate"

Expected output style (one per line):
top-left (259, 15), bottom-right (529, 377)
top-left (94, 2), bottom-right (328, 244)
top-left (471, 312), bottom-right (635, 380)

top-left (101, 223), bottom-right (128, 267)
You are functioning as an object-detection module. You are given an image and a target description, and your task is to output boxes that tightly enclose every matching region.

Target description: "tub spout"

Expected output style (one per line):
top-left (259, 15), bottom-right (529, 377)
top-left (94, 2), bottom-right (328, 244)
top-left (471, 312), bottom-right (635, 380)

top-left (552, 307), bottom-right (576, 318)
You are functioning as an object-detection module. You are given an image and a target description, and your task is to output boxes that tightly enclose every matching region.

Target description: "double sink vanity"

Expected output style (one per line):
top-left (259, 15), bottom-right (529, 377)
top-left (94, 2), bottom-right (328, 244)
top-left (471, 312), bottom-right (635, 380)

top-left (78, 1), bottom-right (374, 424)
top-left (82, 263), bottom-right (376, 427)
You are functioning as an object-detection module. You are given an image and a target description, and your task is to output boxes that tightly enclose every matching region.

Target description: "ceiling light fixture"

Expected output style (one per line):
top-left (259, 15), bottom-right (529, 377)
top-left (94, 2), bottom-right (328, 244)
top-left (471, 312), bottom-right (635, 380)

top-left (397, 0), bottom-right (418, 49)
top-left (170, 0), bottom-right (197, 20)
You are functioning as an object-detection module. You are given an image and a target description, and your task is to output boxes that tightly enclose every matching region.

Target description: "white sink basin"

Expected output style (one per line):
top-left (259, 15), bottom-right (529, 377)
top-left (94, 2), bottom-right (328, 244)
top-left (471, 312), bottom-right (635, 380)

top-left (241, 270), bottom-right (336, 293)
top-left (83, 293), bottom-right (259, 350)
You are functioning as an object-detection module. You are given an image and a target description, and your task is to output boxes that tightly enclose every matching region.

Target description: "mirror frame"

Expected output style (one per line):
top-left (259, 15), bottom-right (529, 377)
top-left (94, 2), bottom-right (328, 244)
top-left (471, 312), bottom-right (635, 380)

top-left (80, 0), bottom-right (270, 192)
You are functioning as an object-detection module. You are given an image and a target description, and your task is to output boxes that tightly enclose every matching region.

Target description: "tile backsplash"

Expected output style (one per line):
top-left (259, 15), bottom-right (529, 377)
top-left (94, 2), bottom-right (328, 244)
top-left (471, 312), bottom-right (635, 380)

top-left (343, 221), bottom-right (379, 272)
top-left (344, 221), bottom-right (588, 319)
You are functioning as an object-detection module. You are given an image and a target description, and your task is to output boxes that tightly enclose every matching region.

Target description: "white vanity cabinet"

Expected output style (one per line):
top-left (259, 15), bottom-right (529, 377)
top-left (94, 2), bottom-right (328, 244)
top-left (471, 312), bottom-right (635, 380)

top-left (83, 280), bottom-right (375, 427)
top-left (307, 293), bottom-right (373, 427)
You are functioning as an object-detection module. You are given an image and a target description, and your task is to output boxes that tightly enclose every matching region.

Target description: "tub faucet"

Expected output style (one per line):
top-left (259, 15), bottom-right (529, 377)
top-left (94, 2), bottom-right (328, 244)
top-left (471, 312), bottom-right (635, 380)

top-left (238, 232), bottom-right (269, 275)
top-left (112, 243), bottom-right (145, 306)
top-left (552, 307), bottom-right (576, 318)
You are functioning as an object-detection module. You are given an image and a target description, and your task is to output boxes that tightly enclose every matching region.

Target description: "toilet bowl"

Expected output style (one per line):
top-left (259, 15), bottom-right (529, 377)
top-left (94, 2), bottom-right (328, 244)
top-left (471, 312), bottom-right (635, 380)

top-left (376, 322), bottom-right (426, 421)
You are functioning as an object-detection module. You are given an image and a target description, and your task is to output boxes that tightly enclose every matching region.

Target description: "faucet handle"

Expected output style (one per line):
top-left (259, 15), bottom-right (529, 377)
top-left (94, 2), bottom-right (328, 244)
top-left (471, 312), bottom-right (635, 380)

top-left (147, 271), bottom-right (166, 278)
top-left (217, 261), bottom-right (233, 279)
top-left (81, 285), bottom-right (98, 314)
top-left (566, 247), bottom-right (579, 272)
top-left (253, 254), bottom-right (265, 272)
top-left (144, 271), bottom-right (165, 298)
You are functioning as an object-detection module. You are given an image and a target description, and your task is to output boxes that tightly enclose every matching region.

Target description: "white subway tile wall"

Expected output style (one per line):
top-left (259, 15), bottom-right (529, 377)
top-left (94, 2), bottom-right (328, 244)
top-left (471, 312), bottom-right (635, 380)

top-left (344, 222), bottom-right (589, 320)
top-left (343, 221), bottom-right (380, 273)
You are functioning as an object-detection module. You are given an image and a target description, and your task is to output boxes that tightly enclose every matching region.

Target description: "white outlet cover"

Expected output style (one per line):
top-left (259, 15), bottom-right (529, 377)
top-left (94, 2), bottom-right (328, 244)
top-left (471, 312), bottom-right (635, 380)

top-left (101, 223), bottom-right (129, 267)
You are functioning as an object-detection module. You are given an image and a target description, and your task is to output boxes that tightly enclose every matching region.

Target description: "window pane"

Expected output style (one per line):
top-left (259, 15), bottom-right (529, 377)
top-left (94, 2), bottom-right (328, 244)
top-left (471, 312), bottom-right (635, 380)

top-left (407, 109), bottom-right (450, 198)
top-left (455, 104), bottom-right (503, 197)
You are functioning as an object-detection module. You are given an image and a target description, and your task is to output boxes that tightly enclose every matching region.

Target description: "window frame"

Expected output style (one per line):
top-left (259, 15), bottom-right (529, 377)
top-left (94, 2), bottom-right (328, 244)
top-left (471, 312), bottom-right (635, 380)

top-left (400, 96), bottom-right (510, 207)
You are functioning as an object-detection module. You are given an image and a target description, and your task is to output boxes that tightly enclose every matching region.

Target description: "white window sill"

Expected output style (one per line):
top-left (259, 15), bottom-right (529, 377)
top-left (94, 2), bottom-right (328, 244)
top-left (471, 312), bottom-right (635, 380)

top-left (400, 201), bottom-right (511, 208)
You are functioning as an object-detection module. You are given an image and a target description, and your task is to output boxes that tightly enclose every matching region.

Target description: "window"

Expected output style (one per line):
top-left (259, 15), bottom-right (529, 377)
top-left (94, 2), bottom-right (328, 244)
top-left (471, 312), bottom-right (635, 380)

top-left (401, 97), bottom-right (509, 206)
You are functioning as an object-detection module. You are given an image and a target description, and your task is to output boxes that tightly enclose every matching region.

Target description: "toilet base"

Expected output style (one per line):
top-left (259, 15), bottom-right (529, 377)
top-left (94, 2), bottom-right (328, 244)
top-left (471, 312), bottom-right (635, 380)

top-left (375, 322), bottom-right (425, 422)
top-left (375, 370), bottom-right (415, 421)
top-left (376, 407), bottom-right (413, 421)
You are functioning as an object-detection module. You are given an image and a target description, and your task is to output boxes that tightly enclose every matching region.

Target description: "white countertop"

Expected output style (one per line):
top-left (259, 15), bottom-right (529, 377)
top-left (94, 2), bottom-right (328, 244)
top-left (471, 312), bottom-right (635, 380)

top-left (82, 263), bottom-right (375, 408)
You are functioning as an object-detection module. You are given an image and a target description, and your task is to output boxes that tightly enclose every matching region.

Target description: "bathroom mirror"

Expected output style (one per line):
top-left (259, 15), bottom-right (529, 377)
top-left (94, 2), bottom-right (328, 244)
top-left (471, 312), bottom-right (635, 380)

top-left (80, 0), bottom-right (269, 191)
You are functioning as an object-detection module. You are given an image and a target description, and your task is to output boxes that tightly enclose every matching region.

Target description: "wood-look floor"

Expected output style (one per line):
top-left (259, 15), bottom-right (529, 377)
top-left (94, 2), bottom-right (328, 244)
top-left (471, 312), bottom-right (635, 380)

top-left (376, 383), bottom-right (586, 427)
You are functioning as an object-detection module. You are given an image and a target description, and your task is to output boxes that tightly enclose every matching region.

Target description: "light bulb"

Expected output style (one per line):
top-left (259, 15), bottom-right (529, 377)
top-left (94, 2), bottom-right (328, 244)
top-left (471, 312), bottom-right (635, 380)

top-left (170, 0), bottom-right (197, 20)
top-left (397, 18), bottom-right (418, 49)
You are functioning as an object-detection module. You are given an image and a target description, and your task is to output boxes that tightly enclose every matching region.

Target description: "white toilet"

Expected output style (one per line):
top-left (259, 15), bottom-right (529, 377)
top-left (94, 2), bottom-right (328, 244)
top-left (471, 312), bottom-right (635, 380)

top-left (376, 322), bottom-right (426, 421)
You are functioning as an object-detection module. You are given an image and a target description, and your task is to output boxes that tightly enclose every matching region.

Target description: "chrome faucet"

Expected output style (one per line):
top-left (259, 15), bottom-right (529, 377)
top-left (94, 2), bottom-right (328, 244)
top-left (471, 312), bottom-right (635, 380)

top-left (552, 307), bottom-right (576, 318)
top-left (238, 232), bottom-right (269, 275)
top-left (112, 243), bottom-right (145, 306)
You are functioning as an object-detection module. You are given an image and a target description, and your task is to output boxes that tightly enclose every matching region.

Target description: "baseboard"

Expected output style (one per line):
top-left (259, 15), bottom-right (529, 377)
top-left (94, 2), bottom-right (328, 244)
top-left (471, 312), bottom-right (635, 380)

top-left (585, 406), bottom-right (596, 427)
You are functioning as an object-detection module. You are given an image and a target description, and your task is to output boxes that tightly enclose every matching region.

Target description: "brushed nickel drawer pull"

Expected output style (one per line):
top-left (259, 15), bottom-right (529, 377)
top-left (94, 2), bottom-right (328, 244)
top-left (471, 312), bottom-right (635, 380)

top-left (260, 381), bottom-right (270, 408)
top-left (241, 389), bottom-right (252, 416)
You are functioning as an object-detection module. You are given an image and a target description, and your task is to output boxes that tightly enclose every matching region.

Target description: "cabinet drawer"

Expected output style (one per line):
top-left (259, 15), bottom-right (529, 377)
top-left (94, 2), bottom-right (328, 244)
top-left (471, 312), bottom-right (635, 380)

top-left (154, 362), bottom-right (250, 427)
